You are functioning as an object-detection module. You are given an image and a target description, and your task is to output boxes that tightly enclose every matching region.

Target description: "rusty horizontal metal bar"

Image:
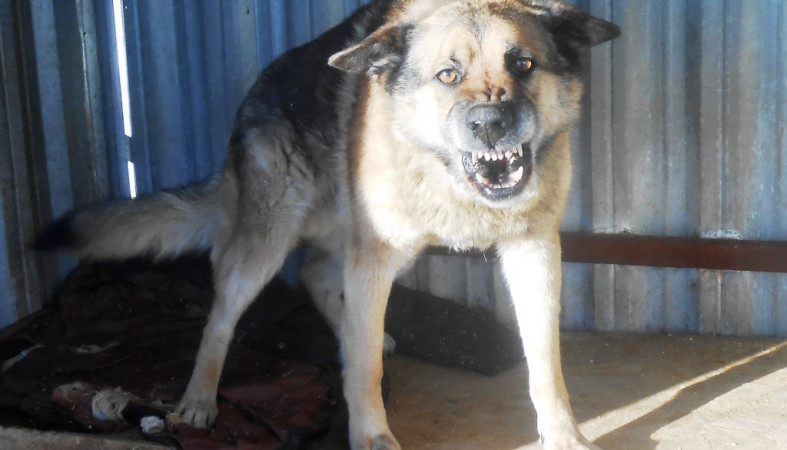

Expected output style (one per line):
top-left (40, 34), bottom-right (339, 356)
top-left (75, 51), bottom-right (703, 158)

top-left (425, 233), bottom-right (787, 274)
top-left (560, 232), bottom-right (787, 273)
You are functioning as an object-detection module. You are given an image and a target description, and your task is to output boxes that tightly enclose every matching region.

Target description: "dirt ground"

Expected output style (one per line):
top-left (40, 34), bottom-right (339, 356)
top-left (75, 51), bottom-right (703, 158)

top-left (386, 332), bottom-right (787, 450)
top-left (2, 332), bottom-right (785, 449)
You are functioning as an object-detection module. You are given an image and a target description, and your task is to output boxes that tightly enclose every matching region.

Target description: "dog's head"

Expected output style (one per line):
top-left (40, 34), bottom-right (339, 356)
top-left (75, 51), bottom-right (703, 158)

top-left (330, 0), bottom-right (619, 206)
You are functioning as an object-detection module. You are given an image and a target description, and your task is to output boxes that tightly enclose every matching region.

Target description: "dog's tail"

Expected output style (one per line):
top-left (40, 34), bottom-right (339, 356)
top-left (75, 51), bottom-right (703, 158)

top-left (35, 178), bottom-right (221, 260)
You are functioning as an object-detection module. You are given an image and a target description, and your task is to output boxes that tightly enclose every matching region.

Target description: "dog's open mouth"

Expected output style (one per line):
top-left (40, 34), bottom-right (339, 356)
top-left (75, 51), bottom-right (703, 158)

top-left (461, 145), bottom-right (532, 200)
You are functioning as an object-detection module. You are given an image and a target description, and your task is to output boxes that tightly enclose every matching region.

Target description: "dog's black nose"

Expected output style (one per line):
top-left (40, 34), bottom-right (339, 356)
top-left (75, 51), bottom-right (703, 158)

top-left (466, 103), bottom-right (513, 148)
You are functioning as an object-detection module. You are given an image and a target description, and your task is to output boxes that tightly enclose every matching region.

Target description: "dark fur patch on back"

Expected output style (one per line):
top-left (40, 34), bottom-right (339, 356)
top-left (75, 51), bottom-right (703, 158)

top-left (231, 0), bottom-right (394, 154)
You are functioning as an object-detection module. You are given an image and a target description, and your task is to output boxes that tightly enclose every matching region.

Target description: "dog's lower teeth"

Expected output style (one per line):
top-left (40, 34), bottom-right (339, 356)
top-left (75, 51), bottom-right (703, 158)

top-left (512, 166), bottom-right (525, 182)
top-left (476, 173), bottom-right (492, 186)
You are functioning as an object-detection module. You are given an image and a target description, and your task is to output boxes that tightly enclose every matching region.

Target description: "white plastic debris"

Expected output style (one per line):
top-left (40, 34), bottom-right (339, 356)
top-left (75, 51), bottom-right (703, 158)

top-left (140, 415), bottom-right (166, 435)
top-left (91, 387), bottom-right (133, 421)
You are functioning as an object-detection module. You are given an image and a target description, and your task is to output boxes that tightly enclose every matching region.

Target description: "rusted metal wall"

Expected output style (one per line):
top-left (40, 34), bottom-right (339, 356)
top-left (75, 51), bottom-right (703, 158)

top-left (1, 0), bottom-right (785, 335)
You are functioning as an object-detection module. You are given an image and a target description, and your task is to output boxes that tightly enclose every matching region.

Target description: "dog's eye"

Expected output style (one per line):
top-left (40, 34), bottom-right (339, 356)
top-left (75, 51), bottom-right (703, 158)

top-left (513, 57), bottom-right (535, 75)
top-left (436, 69), bottom-right (459, 85)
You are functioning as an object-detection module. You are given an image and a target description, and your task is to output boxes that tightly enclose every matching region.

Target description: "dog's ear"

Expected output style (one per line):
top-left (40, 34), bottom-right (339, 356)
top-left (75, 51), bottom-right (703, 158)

top-left (328, 24), bottom-right (411, 78)
top-left (524, 1), bottom-right (619, 70)
top-left (539, 2), bottom-right (620, 48)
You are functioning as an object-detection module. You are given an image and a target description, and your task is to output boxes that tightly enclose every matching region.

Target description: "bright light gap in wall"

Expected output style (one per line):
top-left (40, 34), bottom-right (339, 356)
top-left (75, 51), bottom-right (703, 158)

top-left (127, 161), bottom-right (138, 199)
top-left (112, 0), bottom-right (132, 138)
top-left (112, 0), bottom-right (137, 198)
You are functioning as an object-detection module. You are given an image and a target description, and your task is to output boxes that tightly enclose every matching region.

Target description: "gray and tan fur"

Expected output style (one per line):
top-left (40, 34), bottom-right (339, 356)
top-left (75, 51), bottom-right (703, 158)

top-left (37, 1), bottom-right (619, 449)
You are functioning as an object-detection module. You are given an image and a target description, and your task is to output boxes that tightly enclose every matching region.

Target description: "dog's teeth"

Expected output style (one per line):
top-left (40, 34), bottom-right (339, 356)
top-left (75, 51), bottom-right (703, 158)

top-left (512, 166), bottom-right (525, 182)
top-left (484, 152), bottom-right (492, 161)
top-left (471, 152), bottom-right (478, 164)
top-left (517, 147), bottom-right (524, 158)
top-left (477, 173), bottom-right (492, 186)
top-left (491, 152), bottom-right (498, 161)
top-left (505, 150), bottom-right (513, 160)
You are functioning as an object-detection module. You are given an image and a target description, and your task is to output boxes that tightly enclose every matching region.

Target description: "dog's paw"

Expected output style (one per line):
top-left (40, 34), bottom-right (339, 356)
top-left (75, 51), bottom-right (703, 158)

top-left (371, 433), bottom-right (401, 450)
top-left (174, 398), bottom-right (218, 429)
top-left (351, 432), bottom-right (401, 450)
top-left (383, 333), bottom-right (396, 356)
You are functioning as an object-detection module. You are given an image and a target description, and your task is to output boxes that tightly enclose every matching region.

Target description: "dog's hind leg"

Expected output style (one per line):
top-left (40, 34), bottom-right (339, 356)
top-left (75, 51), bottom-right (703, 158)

top-left (176, 232), bottom-right (292, 428)
top-left (176, 129), bottom-right (316, 429)
top-left (300, 249), bottom-right (345, 331)
top-left (300, 247), bottom-right (397, 356)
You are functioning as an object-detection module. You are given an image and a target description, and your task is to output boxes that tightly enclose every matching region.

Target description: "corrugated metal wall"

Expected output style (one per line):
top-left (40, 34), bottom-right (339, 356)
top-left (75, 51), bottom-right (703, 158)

top-left (1, 0), bottom-right (785, 336)
top-left (1, 0), bottom-right (44, 325)
top-left (588, 0), bottom-right (787, 336)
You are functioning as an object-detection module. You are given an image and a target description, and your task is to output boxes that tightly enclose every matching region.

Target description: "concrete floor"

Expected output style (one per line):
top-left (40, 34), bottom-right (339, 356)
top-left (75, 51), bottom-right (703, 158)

top-left (385, 332), bottom-right (787, 450)
top-left (2, 332), bottom-right (785, 449)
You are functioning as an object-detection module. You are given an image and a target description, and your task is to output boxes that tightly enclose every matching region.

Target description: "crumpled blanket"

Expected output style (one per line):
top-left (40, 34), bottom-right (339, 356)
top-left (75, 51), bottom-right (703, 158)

top-left (0, 254), bottom-right (522, 449)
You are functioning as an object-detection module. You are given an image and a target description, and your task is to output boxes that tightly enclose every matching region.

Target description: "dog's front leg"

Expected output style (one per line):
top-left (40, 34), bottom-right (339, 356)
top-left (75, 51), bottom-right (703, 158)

top-left (498, 235), bottom-right (598, 450)
top-left (341, 236), bottom-right (409, 450)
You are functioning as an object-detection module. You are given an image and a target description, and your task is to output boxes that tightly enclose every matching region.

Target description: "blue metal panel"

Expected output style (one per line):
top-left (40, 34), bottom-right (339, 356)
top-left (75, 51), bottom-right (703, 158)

top-left (1, 0), bottom-right (48, 326)
top-left (549, 0), bottom-right (784, 336)
top-left (0, 0), bottom-right (23, 326)
top-left (571, 0), bottom-right (787, 336)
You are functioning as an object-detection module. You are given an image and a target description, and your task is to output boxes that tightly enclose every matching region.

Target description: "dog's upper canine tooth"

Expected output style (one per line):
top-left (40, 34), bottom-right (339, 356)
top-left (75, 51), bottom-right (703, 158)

top-left (517, 147), bottom-right (524, 158)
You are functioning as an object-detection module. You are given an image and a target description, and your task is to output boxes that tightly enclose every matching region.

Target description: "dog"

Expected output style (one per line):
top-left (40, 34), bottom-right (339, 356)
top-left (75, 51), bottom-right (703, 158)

top-left (37, 1), bottom-right (619, 448)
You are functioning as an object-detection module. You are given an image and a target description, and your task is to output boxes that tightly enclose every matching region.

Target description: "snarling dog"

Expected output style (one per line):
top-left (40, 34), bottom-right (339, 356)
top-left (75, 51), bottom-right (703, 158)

top-left (37, 1), bottom-right (619, 448)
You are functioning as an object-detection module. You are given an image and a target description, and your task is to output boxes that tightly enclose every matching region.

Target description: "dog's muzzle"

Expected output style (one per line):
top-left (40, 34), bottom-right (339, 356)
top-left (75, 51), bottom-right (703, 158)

top-left (459, 103), bottom-right (532, 200)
